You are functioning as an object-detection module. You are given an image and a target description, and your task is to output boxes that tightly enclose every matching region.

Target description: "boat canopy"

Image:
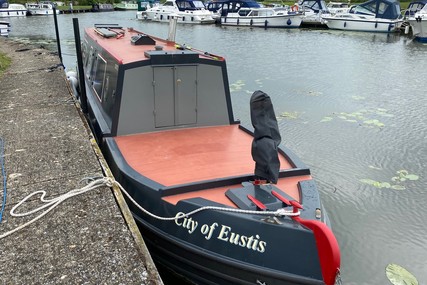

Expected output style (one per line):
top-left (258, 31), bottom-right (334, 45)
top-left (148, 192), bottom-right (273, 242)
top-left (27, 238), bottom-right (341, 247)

top-left (0, 0), bottom-right (8, 8)
top-left (404, 0), bottom-right (427, 16)
top-left (299, 0), bottom-right (329, 13)
top-left (174, 0), bottom-right (206, 10)
top-left (350, 0), bottom-right (402, 19)
top-left (207, 0), bottom-right (260, 13)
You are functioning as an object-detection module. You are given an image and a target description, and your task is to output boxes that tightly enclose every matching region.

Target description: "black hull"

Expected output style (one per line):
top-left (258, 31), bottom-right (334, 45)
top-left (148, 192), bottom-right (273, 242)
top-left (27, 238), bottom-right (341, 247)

top-left (134, 215), bottom-right (325, 285)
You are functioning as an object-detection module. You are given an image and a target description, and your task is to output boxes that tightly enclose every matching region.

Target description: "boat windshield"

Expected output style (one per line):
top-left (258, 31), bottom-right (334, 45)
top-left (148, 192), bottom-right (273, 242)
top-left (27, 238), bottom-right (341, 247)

top-left (176, 0), bottom-right (205, 9)
top-left (192, 0), bottom-right (206, 8)
top-left (351, 2), bottom-right (376, 15)
top-left (300, 0), bottom-right (328, 12)
top-left (405, 0), bottom-right (427, 16)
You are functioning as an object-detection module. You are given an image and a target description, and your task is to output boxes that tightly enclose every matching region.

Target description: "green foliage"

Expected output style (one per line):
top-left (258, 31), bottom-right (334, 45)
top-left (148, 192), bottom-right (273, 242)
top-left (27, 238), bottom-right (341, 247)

top-left (0, 52), bottom-right (11, 77)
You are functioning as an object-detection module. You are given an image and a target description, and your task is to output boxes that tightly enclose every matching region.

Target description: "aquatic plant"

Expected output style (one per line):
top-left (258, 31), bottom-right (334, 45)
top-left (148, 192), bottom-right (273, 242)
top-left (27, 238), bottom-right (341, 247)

top-left (386, 263), bottom-right (418, 285)
top-left (229, 80), bottom-right (245, 92)
top-left (320, 108), bottom-right (394, 129)
top-left (360, 169), bottom-right (419, 190)
top-left (278, 111), bottom-right (299, 120)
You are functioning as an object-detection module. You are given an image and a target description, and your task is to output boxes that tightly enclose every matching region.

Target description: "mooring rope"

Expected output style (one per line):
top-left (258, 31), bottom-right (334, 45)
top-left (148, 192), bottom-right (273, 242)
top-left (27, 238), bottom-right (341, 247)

top-left (0, 176), bottom-right (299, 239)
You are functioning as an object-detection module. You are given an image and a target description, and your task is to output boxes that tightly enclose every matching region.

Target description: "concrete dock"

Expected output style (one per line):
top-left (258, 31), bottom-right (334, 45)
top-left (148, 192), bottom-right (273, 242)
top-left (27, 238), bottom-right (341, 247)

top-left (0, 38), bottom-right (163, 284)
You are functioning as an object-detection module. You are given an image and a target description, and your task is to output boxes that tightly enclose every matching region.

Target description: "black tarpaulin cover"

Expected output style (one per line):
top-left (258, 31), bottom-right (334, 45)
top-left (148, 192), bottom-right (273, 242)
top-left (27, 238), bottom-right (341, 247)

top-left (250, 90), bottom-right (282, 184)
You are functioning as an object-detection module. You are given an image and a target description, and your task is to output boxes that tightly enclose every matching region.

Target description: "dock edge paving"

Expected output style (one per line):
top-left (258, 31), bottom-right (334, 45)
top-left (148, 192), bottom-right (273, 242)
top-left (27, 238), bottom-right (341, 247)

top-left (0, 37), bottom-right (163, 285)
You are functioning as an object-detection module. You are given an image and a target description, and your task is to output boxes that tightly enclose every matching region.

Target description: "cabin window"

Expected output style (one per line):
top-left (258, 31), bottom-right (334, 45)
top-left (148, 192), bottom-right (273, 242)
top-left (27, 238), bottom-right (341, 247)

top-left (91, 55), bottom-right (107, 101)
top-left (86, 47), bottom-right (96, 80)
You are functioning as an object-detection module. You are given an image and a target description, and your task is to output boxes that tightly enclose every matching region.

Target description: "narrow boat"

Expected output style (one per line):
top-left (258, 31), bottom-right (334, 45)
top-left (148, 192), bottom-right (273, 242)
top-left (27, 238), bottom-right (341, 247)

top-left (322, 0), bottom-right (403, 32)
top-left (114, 0), bottom-right (138, 10)
top-left (0, 0), bottom-right (28, 17)
top-left (73, 22), bottom-right (341, 285)
top-left (144, 0), bottom-right (215, 24)
top-left (406, 0), bottom-right (427, 42)
top-left (91, 3), bottom-right (115, 12)
top-left (0, 19), bottom-right (10, 36)
top-left (25, 1), bottom-right (59, 15)
top-left (220, 7), bottom-right (304, 28)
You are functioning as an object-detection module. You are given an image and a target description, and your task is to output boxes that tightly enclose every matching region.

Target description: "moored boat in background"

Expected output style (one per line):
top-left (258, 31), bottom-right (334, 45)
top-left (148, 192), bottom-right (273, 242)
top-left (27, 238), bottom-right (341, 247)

top-left (114, 0), bottom-right (138, 10)
top-left (298, 0), bottom-right (330, 26)
top-left (322, 0), bottom-right (403, 32)
top-left (25, 1), bottom-right (59, 15)
top-left (0, 0), bottom-right (28, 17)
top-left (0, 19), bottom-right (10, 36)
top-left (220, 7), bottom-right (304, 28)
top-left (144, 0), bottom-right (215, 24)
top-left (404, 0), bottom-right (427, 43)
top-left (136, 0), bottom-right (160, 20)
top-left (72, 21), bottom-right (341, 285)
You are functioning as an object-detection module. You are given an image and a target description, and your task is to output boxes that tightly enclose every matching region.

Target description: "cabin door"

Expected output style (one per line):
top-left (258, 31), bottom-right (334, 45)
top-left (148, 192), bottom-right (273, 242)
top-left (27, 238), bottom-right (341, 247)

top-left (153, 66), bottom-right (197, 128)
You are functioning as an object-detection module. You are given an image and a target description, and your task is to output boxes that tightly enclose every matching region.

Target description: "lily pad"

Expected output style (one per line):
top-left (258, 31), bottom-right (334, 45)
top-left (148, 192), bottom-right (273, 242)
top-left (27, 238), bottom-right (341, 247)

top-left (320, 117), bottom-right (333, 122)
top-left (405, 174), bottom-right (419, 181)
top-left (360, 179), bottom-right (377, 185)
top-left (279, 112), bottom-right (298, 119)
top-left (390, 185), bottom-right (406, 190)
top-left (386, 263), bottom-right (418, 285)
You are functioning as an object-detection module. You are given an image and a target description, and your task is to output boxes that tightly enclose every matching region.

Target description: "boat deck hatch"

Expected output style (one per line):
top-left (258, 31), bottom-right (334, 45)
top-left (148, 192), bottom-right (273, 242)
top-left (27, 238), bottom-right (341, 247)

top-left (130, 34), bottom-right (156, 45)
top-left (226, 183), bottom-right (294, 210)
top-left (144, 50), bottom-right (199, 64)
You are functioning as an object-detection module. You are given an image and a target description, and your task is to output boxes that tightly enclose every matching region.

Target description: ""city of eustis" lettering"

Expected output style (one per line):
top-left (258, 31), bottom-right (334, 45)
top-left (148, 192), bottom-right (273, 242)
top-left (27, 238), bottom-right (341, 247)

top-left (175, 212), bottom-right (267, 253)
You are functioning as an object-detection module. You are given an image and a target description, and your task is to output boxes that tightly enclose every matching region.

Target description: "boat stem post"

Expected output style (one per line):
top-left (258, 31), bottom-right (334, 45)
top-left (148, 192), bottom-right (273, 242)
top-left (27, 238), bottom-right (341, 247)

top-left (72, 17), bottom-right (88, 114)
top-left (52, 7), bottom-right (63, 66)
top-left (167, 15), bottom-right (178, 42)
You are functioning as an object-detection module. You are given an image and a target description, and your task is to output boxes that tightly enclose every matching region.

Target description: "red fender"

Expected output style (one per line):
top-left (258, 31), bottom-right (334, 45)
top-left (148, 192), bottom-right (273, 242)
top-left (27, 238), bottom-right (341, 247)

top-left (293, 216), bottom-right (341, 285)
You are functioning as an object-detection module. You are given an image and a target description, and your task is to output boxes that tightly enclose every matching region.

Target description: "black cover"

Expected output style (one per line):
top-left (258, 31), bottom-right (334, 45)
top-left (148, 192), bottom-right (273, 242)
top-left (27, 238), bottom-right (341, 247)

top-left (250, 90), bottom-right (281, 184)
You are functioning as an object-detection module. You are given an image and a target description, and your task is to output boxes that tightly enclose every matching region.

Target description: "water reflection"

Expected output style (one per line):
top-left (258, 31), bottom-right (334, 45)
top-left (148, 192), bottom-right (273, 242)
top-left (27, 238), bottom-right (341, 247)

top-left (6, 11), bottom-right (427, 284)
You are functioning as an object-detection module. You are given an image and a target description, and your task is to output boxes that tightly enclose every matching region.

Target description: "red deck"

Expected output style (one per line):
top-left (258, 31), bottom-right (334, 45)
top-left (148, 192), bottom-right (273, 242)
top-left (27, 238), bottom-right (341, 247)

top-left (114, 125), bottom-right (309, 207)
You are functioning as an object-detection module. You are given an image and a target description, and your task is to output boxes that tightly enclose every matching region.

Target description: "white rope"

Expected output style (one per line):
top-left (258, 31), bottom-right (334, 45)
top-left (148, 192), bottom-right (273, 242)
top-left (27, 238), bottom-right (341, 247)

top-left (0, 176), bottom-right (299, 239)
top-left (0, 177), bottom-right (111, 239)
top-left (113, 179), bottom-right (300, 220)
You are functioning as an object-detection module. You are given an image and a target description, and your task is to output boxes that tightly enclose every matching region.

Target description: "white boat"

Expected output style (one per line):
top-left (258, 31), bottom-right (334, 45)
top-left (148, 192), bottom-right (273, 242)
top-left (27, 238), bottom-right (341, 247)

top-left (298, 0), bottom-right (331, 26)
top-left (322, 0), bottom-right (403, 32)
top-left (0, 20), bottom-right (10, 36)
top-left (136, 0), bottom-right (160, 20)
top-left (220, 7), bottom-right (304, 28)
top-left (326, 1), bottom-right (350, 14)
top-left (26, 1), bottom-right (59, 15)
top-left (405, 0), bottom-right (427, 42)
top-left (0, 0), bottom-right (28, 17)
top-left (145, 0), bottom-right (215, 24)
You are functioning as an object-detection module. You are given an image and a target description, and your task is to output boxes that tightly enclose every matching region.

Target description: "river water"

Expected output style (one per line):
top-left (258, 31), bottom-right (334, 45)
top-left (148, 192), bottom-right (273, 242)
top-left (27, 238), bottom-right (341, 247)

top-left (5, 11), bottom-right (427, 285)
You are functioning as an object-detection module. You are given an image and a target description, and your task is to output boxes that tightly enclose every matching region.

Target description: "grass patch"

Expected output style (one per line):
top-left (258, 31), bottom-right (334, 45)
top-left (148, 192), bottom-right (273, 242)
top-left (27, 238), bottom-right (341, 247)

top-left (0, 52), bottom-right (12, 77)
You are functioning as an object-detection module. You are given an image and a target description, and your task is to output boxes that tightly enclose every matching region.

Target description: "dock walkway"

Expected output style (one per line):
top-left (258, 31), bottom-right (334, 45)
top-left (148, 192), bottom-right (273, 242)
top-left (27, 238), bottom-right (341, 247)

top-left (0, 38), bottom-right (163, 284)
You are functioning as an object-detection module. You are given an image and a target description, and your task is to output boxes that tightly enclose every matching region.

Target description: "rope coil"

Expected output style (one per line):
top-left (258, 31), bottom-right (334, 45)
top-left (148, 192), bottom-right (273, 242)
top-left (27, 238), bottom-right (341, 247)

top-left (0, 176), bottom-right (299, 239)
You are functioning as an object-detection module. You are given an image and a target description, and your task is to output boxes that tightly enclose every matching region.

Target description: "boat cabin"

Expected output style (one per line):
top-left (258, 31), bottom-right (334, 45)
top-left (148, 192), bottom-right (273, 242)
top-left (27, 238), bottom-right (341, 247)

top-left (206, 0), bottom-right (260, 15)
top-left (81, 25), bottom-right (234, 141)
top-left (349, 0), bottom-right (401, 19)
